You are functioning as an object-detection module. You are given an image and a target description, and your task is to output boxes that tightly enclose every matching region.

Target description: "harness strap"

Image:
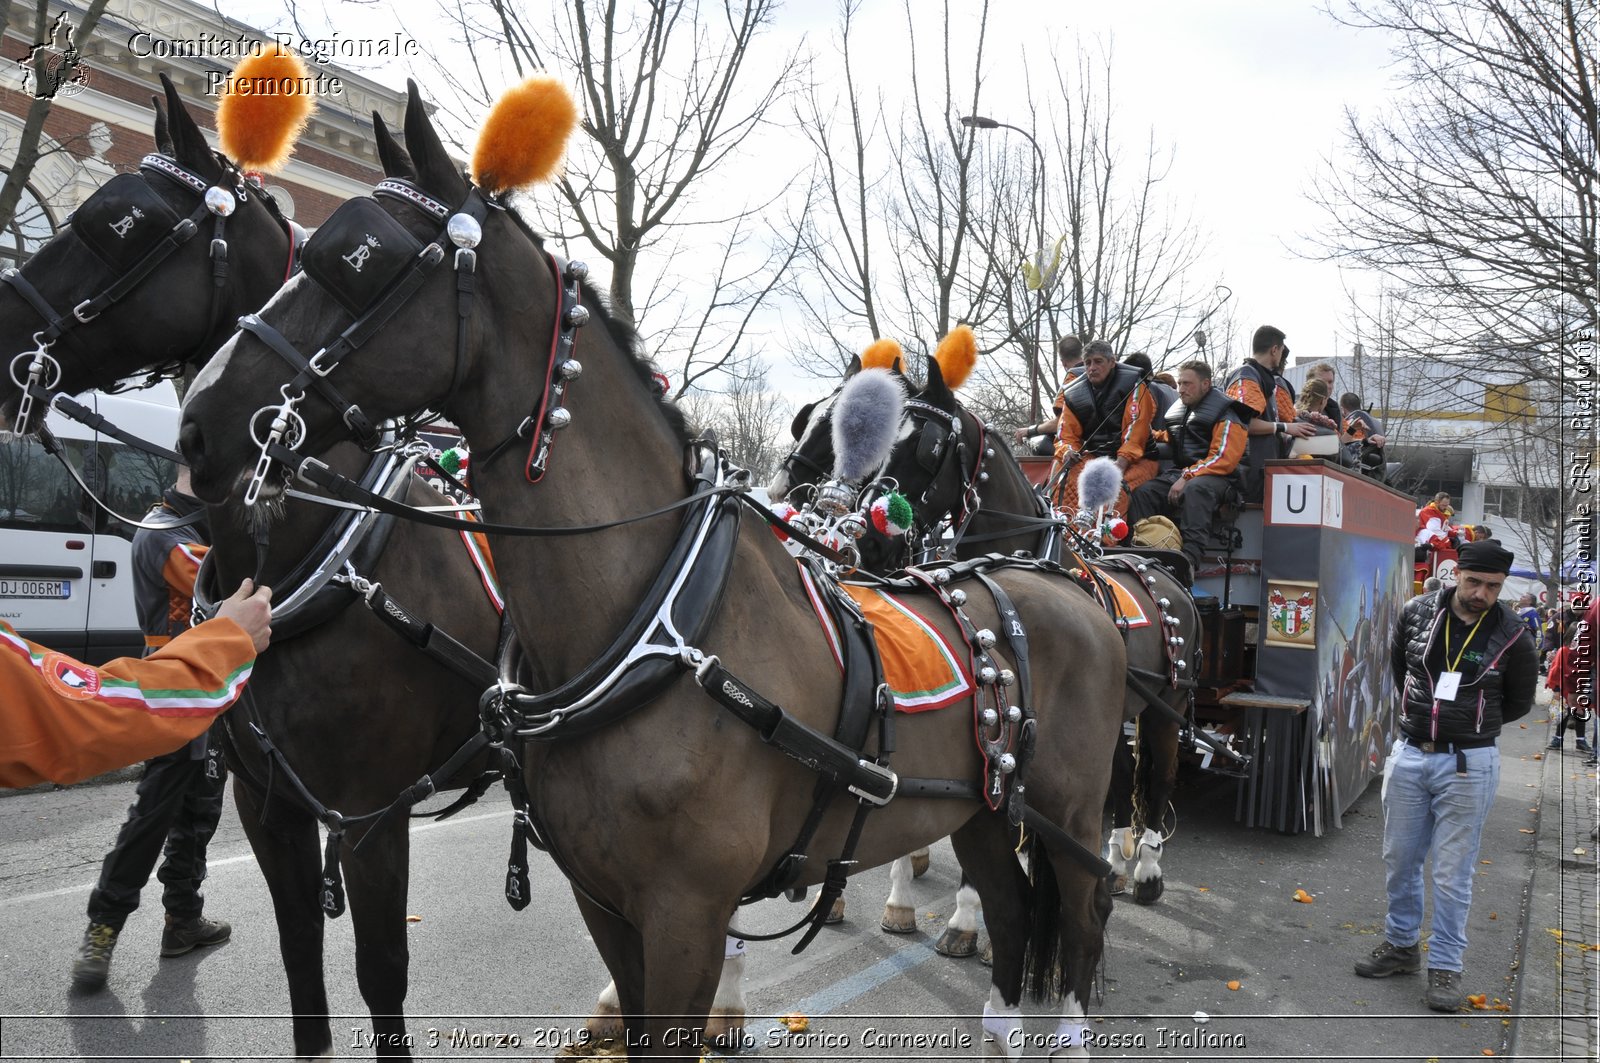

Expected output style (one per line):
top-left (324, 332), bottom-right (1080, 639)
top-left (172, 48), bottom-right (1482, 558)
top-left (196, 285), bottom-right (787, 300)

top-left (360, 581), bottom-right (500, 688)
top-left (239, 315), bottom-right (380, 447)
top-left (695, 658), bottom-right (898, 803)
top-left (276, 445), bottom-right (730, 537)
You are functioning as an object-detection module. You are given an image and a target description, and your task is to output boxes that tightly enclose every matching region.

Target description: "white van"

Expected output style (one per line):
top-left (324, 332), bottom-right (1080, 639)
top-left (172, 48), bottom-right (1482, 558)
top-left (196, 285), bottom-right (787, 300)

top-left (0, 383), bottom-right (180, 663)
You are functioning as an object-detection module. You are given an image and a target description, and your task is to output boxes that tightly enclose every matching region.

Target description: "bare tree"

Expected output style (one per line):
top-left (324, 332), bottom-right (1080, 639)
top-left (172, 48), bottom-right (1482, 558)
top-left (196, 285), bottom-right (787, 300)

top-left (678, 360), bottom-right (789, 481)
top-left (784, 12), bottom-right (1212, 432)
top-left (1312, 0), bottom-right (1599, 386)
top-left (0, 0), bottom-right (112, 235)
top-left (413, 0), bottom-right (806, 398)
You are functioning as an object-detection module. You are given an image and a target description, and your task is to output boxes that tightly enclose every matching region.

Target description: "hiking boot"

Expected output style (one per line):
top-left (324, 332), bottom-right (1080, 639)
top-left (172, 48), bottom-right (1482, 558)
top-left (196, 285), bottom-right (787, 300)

top-left (71, 923), bottom-right (119, 991)
top-left (1354, 940), bottom-right (1421, 978)
top-left (1548, 737), bottom-right (1564, 750)
top-left (1425, 968), bottom-right (1464, 1012)
top-left (160, 914), bottom-right (231, 957)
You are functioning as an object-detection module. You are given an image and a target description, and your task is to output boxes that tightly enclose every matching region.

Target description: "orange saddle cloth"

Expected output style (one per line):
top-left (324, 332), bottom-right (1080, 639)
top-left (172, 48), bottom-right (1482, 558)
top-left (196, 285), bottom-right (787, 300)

top-left (1067, 554), bottom-right (1150, 629)
top-left (798, 566), bottom-right (974, 713)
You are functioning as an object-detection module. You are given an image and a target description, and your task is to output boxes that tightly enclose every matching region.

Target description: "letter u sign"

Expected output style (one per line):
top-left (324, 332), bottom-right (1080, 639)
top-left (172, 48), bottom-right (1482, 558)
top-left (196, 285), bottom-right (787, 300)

top-left (1270, 473), bottom-right (1323, 526)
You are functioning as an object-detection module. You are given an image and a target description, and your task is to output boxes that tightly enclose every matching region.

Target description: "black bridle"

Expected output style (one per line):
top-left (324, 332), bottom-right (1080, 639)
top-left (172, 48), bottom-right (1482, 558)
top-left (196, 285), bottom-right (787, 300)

top-left (244, 179), bottom-right (588, 506)
top-left (893, 397), bottom-right (986, 548)
top-left (3, 153), bottom-right (295, 433)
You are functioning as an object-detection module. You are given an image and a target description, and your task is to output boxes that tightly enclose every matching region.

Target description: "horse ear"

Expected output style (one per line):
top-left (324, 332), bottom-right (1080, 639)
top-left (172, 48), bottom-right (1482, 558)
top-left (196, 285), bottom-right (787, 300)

top-left (402, 79), bottom-right (468, 202)
top-left (160, 74), bottom-right (224, 180)
top-left (923, 355), bottom-right (952, 405)
top-left (373, 111), bottom-right (415, 179)
top-left (152, 95), bottom-right (173, 156)
top-left (790, 401), bottom-right (817, 441)
top-left (843, 354), bottom-right (863, 380)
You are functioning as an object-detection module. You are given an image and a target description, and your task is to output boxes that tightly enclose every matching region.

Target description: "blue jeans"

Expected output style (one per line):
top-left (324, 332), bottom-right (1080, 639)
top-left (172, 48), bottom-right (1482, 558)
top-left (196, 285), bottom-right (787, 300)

top-left (1379, 740), bottom-right (1501, 972)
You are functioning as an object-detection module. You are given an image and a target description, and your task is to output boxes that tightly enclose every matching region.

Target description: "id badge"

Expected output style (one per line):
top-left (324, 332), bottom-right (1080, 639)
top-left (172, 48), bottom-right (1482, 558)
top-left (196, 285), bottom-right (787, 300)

top-left (1435, 671), bottom-right (1462, 700)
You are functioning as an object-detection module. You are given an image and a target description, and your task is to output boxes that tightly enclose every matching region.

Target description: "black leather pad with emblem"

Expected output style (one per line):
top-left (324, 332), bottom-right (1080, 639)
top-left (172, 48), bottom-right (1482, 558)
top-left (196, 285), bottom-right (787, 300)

top-left (301, 197), bottom-right (426, 316)
top-left (69, 173), bottom-right (183, 272)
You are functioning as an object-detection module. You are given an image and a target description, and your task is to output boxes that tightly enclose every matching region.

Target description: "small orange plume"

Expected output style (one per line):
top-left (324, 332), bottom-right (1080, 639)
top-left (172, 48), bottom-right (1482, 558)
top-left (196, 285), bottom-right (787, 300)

top-left (216, 46), bottom-right (315, 172)
top-left (935, 325), bottom-right (978, 389)
top-left (472, 76), bottom-right (578, 193)
top-left (860, 338), bottom-right (903, 371)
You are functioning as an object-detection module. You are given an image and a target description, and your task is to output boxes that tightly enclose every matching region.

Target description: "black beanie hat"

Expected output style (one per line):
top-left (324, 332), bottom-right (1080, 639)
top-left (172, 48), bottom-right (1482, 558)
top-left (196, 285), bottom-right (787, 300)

top-left (1457, 539), bottom-right (1514, 575)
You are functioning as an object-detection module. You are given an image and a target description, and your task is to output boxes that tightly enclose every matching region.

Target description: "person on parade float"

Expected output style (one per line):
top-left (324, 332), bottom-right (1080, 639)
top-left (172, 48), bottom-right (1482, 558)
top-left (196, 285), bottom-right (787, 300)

top-left (1126, 359), bottom-right (1248, 582)
top-left (1224, 325), bottom-right (1317, 499)
top-left (1012, 334), bottom-right (1085, 454)
top-left (1047, 339), bottom-right (1159, 517)
top-left (1354, 539), bottom-right (1537, 1013)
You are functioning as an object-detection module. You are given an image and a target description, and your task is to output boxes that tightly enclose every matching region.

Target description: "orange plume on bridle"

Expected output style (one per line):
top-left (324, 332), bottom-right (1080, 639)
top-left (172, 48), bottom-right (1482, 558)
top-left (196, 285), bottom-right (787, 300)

top-left (860, 338), bottom-right (904, 371)
top-left (216, 46), bottom-right (315, 172)
top-left (934, 325), bottom-right (977, 389)
top-left (472, 76), bottom-right (578, 194)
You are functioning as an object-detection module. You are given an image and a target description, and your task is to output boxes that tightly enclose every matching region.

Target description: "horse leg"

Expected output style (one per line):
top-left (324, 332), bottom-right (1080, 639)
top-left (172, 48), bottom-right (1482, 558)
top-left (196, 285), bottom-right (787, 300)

top-left (636, 901), bottom-right (734, 1061)
top-left (948, 817), bottom-right (1030, 1060)
top-left (1036, 834), bottom-right (1114, 1060)
top-left (1105, 737), bottom-right (1135, 896)
top-left (934, 870), bottom-right (982, 957)
top-left (702, 935), bottom-right (751, 1050)
top-left (881, 855), bottom-right (918, 933)
top-left (1131, 716), bottom-right (1178, 906)
top-left (576, 895), bottom-right (642, 1049)
top-left (231, 776), bottom-right (333, 1061)
top-left (341, 821), bottom-right (413, 1057)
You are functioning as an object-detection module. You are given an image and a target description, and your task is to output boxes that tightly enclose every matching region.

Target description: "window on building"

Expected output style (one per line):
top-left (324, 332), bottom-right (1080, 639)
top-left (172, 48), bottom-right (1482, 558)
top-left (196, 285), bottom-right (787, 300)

top-left (1484, 384), bottom-right (1535, 423)
top-left (1482, 485), bottom-right (1521, 520)
top-left (0, 174), bottom-right (57, 269)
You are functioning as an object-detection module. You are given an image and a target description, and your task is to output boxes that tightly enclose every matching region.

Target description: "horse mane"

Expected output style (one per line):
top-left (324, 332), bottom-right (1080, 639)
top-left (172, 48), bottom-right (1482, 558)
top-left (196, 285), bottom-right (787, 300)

top-left (501, 205), bottom-right (694, 447)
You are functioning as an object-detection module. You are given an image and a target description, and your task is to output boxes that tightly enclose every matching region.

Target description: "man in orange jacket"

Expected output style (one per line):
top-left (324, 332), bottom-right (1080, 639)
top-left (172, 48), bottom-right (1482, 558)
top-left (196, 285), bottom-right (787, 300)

top-left (0, 580), bottom-right (271, 790)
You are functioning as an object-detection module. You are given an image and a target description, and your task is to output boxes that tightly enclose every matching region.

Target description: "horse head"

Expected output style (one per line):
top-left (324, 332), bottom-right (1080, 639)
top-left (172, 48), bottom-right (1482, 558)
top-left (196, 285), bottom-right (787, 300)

top-left (0, 52), bottom-right (307, 430)
top-left (768, 337), bottom-right (912, 504)
top-left (181, 76), bottom-right (582, 507)
top-left (855, 352), bottom-right (985, 571)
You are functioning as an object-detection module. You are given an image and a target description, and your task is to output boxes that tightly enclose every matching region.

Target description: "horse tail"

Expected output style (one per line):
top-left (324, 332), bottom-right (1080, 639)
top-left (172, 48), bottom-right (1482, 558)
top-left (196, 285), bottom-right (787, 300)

top-left (1021, 831), bottom-right (1065, 1002)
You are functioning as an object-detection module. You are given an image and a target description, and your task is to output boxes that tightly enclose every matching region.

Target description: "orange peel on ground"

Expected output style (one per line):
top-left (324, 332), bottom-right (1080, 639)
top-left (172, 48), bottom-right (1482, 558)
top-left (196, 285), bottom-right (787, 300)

top-left (1292, 888), bottom-right (1314, 903)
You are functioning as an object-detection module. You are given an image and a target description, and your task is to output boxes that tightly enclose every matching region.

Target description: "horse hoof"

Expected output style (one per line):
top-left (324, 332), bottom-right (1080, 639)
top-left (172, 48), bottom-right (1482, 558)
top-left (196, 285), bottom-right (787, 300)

top-left (584, 1004), bottom-right (624, 1043)
top-left (704, 1010), bottom-right (750, 1051)
top-left (1133, 876), bottom-right (1165, 905)
top-left (881, 904), bottom-right (917, 934)
top-left (934, 927), bottom-right (977, 957)
top-left (825, 895), bottom-right (846, 924)
top-left (1108, 873), bottom-right (1128, 896)
top-left (980, 941), bottom-right (993, 967)
top-left (910, 849), bottom-right (931, 877)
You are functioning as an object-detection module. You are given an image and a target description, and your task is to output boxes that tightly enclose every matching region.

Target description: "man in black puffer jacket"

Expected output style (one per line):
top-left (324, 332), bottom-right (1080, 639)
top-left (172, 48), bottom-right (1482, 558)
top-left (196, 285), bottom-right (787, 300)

top-left (1354, 539), bottom-right (1536, 1013)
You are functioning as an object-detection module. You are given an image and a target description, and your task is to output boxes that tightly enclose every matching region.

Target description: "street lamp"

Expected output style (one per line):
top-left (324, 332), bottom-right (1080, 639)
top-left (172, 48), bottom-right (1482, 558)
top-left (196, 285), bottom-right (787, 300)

top-left (961, 113), bottom-right (1048, 421)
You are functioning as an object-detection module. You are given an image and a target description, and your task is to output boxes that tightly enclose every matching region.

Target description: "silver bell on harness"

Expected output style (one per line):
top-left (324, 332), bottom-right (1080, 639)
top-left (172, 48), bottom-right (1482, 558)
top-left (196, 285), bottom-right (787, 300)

top-left (814, 479), bottom-right (857, 518)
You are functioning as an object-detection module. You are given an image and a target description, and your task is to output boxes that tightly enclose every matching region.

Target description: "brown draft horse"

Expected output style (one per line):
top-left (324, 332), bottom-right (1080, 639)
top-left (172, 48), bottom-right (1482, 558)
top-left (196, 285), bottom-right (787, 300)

top-left (177, 79), bottom-right (1131, 1060)
top-left (773, 354), bottom-right (1197, 905)
top-left (0, 79), bottom-right (498, 1059)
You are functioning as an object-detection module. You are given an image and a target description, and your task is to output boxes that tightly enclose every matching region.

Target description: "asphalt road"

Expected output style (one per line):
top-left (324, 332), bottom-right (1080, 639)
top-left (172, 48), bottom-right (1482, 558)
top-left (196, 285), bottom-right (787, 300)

top-left (0, 716), bottom-right (1553, 1062)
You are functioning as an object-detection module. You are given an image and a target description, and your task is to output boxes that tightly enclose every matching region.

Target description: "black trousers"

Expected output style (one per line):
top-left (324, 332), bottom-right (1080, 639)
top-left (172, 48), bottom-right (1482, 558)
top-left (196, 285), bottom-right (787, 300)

top-left (1128, 470), bottom-right (1232, 568)
top-left (85, 735), bottom-right (226, 930)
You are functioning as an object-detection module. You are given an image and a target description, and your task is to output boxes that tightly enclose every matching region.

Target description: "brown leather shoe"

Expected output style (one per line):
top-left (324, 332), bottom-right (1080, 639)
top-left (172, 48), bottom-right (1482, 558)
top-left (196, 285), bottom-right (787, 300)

top-left (160, 914), bottom-right (231, 957)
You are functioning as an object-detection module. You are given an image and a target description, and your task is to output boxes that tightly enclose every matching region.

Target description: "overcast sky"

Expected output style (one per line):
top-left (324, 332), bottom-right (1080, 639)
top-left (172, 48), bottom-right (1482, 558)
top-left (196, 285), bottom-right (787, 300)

top-left (234, 0), bottom-right (1404, 394)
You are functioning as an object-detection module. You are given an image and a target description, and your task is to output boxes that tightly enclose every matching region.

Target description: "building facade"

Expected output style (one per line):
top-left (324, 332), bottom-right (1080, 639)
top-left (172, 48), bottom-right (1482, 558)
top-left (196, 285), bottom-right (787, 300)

top-left (2, 0), bottom-right (409, 263)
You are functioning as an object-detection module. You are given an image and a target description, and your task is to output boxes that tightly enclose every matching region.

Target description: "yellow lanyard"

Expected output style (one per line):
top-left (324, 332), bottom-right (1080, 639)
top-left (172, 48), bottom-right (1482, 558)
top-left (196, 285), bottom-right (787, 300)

top-left (1444, 611), bottom-right (1487, 672)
